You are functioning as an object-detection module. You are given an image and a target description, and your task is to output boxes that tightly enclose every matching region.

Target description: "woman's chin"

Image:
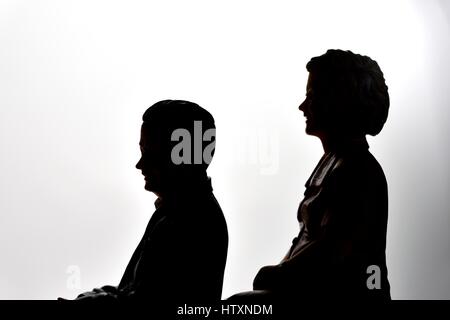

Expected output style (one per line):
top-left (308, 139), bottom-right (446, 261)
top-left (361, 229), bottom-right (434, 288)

top-left (144, 181), bottom-right (154, 191)
top-left (305, 126), bottom-right (316, 135)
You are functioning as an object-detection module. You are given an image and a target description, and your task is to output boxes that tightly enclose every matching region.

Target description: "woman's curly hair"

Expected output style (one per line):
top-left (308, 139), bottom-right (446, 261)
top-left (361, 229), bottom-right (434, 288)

top-left (306, 49), bottom-right (389, 136)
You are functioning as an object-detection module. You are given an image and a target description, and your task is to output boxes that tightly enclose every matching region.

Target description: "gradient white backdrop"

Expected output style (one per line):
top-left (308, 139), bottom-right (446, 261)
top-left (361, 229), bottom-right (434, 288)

top-left (0, 0), bottom-right (449, 299)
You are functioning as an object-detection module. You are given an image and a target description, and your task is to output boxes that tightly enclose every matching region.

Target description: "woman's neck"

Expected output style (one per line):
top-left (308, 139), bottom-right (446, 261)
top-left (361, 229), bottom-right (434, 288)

top-left (319, 134), bottom-right (367, 153)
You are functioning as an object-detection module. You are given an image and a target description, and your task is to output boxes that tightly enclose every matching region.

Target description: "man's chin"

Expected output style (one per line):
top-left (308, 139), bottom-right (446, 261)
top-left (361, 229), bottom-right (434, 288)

top-left (305, 125), bottom-right (320, 137)
top-left (144, 181), bottom-right (154, 192)
top-left (144, 181), bottom-right (161, 194)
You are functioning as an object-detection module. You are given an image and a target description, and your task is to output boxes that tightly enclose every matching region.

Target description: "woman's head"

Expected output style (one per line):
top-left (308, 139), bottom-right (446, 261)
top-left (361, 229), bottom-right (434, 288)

top-left (299, 49), bottom-right (389, 138)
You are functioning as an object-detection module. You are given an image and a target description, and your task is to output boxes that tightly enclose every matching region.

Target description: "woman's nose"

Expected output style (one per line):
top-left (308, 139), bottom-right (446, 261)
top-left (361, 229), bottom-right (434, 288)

top-left (136, 157), bottom-right (142, 170)
top-left (299, 99), bottom-right (307, 112)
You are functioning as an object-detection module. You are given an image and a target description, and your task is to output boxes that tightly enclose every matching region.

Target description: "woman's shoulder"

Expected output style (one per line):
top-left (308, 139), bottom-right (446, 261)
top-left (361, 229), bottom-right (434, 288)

top-left (329, 149), bottom-right (387, 187)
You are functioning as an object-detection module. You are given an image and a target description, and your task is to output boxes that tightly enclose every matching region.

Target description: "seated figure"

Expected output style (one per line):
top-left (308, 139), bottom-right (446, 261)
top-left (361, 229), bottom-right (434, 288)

top-left (68, 100), bottom-right (228, 304)
top-left (232, 50), bottom-right (391, 302)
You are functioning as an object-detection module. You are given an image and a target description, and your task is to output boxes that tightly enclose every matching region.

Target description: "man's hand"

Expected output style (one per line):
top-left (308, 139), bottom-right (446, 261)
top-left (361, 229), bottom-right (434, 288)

top-left (75, 287), bottom-right (118, 301)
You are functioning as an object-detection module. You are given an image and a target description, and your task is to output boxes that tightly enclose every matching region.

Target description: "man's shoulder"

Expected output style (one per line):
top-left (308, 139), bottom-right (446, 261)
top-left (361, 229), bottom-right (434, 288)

top-left (159, 193), bottom-right (225, 228)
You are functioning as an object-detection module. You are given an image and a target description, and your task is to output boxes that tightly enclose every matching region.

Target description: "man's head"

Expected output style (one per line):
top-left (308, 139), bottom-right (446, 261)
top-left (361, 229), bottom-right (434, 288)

top-left (135, 100), bottom-right (216, 195)
top-left (299, 49), bottom-right (389, 139)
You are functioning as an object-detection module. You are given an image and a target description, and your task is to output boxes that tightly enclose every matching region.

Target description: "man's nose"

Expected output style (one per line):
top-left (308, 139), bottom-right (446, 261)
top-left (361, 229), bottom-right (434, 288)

top-left (299, 99), bottom-right (307, 112)
top-left (136, 157), bottom-right (142, 170)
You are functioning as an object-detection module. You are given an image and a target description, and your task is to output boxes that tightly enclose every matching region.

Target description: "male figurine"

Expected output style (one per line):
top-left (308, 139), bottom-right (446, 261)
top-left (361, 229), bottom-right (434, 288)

top-left (72, 100), bottom-right (228, 303)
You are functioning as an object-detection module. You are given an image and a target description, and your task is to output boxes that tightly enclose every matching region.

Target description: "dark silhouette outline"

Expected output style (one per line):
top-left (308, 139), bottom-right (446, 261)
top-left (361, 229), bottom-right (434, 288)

top-left (229, 49), bottom-right (391, 302)
top-left (60, 100), bottom-right (228, 306)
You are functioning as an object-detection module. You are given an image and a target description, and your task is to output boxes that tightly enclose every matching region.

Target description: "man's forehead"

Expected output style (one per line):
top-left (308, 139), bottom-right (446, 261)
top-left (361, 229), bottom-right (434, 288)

top-left (141, 122), bottom-right (154, 135)
top-left (140, 122), bottom-right (164, 147)
top-left (141, 121), bottom-right (151, 131)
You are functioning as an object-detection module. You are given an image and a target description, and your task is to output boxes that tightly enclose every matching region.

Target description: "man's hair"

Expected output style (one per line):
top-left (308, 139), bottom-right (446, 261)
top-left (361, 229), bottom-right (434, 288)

top-left (142, 99), bottom-right (216, 168)
top-left (306, 49), bottom-right (389, 136)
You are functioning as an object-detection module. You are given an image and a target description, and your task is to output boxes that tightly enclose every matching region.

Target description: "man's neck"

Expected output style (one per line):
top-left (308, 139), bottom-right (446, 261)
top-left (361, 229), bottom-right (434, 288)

top-left (154, 173), bottom-right (212, 202)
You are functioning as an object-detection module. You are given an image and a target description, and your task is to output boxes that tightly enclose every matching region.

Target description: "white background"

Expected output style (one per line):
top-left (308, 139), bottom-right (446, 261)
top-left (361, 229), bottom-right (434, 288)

top-left (0, 0), bottom-right (449, 299)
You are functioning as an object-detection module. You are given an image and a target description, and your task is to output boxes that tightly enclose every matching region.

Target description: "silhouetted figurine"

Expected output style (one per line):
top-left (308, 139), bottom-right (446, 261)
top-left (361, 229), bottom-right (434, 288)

top-left (231, 49), bottom-right (391, 302)
top-left (66, 100), bottom-right (228, 304)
